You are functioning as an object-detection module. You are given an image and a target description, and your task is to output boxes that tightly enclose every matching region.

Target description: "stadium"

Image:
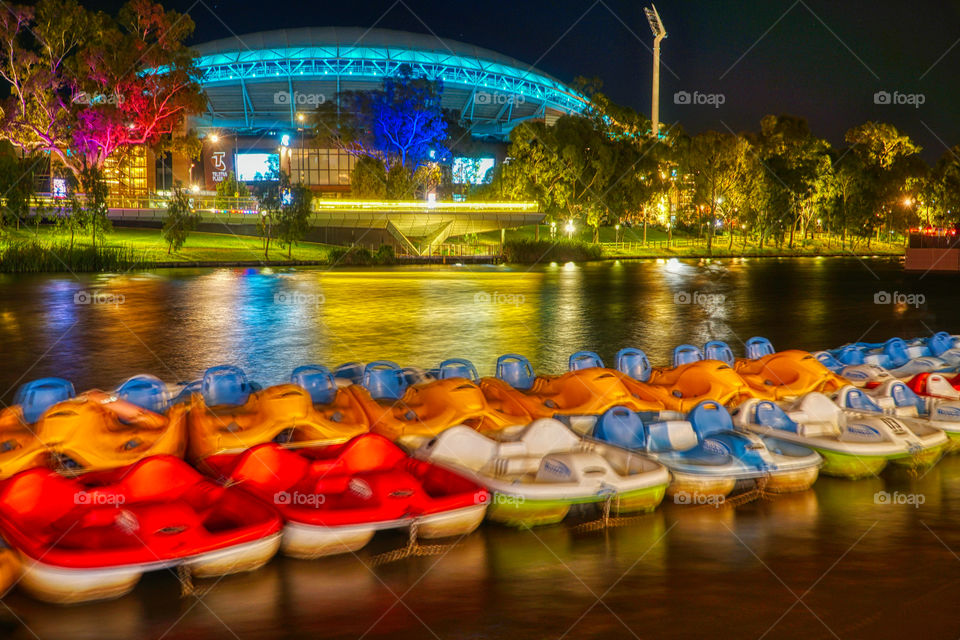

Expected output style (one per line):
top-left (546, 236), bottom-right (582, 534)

top-left (145, 27), bottom-right (589, 194)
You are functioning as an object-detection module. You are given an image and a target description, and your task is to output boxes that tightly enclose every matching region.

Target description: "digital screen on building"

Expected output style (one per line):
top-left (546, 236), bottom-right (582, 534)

top-left (452, 157), bottom-right (495, 185)
top-left (235, 153), bottom-right (279, 181)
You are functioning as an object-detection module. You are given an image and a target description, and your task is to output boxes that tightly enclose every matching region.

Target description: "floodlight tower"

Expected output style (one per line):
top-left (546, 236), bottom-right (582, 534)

top-left (644, 4), bottom-right (667, 138)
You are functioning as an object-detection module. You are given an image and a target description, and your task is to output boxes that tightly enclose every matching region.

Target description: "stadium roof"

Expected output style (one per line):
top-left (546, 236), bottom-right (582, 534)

top-left (191, 27), bottom-right (590, 139)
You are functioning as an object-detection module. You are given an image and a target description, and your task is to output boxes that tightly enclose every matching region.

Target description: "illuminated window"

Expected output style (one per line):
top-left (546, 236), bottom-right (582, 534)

top-left (290, 149), bottom-right (357, 186)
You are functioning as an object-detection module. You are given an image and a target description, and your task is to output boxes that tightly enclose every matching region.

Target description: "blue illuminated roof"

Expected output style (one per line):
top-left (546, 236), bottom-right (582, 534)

top-left (191, 27), bottom-right (589, 138)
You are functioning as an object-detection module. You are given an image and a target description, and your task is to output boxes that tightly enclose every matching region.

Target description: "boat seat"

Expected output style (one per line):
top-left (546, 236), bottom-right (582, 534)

top-left (925, 374), bottom-right (960, 400)
top-left (594, 406), bottom-right (647, 450)
top-left (813, 351), bottom-right (845, 373)
top-left (497, 354), bottom-right (535, 390)
top-left (569, 351), bottom-right (604, 371)
top-left (14, 378), bottom-right (76, 424)
top-left (423, 426), bottom-right (498, 472)
top-left (646, 420), bottom-right (699, 453)
top-left (362, 361), bottom-right (407, 401)
top-left (704, 341), bottom-right (735, 367)
top-left (882, 338), bottom-right (911, 369)
top-left (616, 348), bottom-right (652, 382)
top-left (745, 337), bottom-right (775, 360)
top-left (929, 331), bottom-right (955, 356)
top-left (117, 375), bottom-right (168, 413)
top-left (788, 392), bottom-right (846, 437)
top-left (672, 345), bottom-right (703, 367)
top-left (688, 401), bottom-right (734, 440)
top-left (519, 419), bottom-right (582, 456)
top-left (753, 401), bottom-right (800, 433)
top-left (437, 358), bottom-right (480, 382)
top-left (291, 365), bottom-right (338, 405)
top-left (836, 387), bottom-right (883, 413)
top-left (836, 345), bottom-right (865, 366)
top-left (202, 366), bottom-right (252, 408)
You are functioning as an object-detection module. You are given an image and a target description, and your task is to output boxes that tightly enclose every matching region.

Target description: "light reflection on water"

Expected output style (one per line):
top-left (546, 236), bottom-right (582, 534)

top-left (1, 257), bottom-right (960, 638)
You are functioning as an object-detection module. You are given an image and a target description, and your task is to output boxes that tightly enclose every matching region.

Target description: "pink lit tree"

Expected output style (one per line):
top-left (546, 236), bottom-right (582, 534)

top-left (0, 0), bottom-right (205, 185)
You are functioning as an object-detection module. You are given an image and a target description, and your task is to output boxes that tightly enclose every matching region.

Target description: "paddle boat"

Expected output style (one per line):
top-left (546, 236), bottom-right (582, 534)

top-left (812, 351), bottom-right (895, 388)
top-left (0, 455), bottom-right (282, 603)
top-left (732, 392), bottom-right (948, 478)
top-left (0, 377), bottom-right (188, 478)
top-left (907, 372), bottom-right (960, 400)
top-left (734, 337), bottom-right (847, 399)
top-left (351, 360), bottom-right (532, 448)
top-left (414, 417), bottom-right (669, 528)
top-left (202, 433), bottom-right (488, 558)
top-left (584, 402), bottom-right (821, 499)
top-left (827, 335), bottom-right (960, 380)
top-left (641, 358), bottom-right (767, 412)
top-left (186, 365), bottom-right (370, 466)
top-left (832, 381), bottom-right (960, 449)
top-left (480, 353), bottom-right (665, 424)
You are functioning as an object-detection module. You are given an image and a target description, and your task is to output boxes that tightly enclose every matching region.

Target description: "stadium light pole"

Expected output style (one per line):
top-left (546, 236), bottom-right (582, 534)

top-left (644, 4), bottom-right (667, 139)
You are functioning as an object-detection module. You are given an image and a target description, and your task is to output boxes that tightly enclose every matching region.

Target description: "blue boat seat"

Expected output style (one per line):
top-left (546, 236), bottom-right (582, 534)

top-left (813, 351), bottom-right (845, 373)
top-left (117, 375), bottom-right (168, 413)
top-left (362, 361), bottom-right (407, 400)
top-left (437, 358), bottom-right (479, 382)
top-left (745, 336), bottom-right (775, 360)
top-left (291, 365), bottom-right (338, 405)
top-left (594, 406), bottom-right (647, 450)
top-left (837, 387), bottom-right (883, 413)
top-left (704, 340), bottom-right (735, 366)
top-left (333, 362), bottom-right (365, 385)
top-left (497, 354), bottom-right (535, 390)
top-left (672, 344), bottom-right (703, 367)
top-left (646, 420), bottom-right (699, 453)
top-left (929, 331), bottom-right (954, 357)
top-left (835, 345), bottom-right (865, 366)
top-left (688, 400), bottom-right (734, 440)
top-left (615, 348), bottom-right (652, 382)
top-left (569, 351), bottom-right (604, 371)
top-left (882, 338), bottom-right (911, 369)
top-left (888, 381), bottom-right (925, 413)
top-left (201, 366), bottom-right (252, 407)
top-left (14, 378), bottom-right (76, 424)
top-left (753, 400), bottom-right (800, 433)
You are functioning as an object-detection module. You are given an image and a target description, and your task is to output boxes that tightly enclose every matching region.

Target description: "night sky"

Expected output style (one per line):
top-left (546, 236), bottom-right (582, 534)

top-left (90, 0), bottom-right (960, 161)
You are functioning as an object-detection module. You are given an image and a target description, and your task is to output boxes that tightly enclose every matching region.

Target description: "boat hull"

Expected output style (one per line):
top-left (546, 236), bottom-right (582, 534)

top-left (280, 505), bottom-right (488, 559)
top-left (486, 484), bottom-right (667, 529)
top-left (765, 466), bottom-right (820, 493)
top-left (16, 535), bottom-right (282, 604)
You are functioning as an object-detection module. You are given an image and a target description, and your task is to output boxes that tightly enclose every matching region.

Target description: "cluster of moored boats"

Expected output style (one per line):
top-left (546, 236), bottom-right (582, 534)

top-left (1, 333), bottom-right (960, 604)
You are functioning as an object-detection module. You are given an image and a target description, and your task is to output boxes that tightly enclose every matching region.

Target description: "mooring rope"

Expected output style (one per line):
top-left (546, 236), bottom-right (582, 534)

top-left (368, 522), bottom-right (458, 567)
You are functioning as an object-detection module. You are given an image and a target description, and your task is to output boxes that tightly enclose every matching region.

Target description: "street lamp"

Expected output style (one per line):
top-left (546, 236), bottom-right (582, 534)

top-left (209, 133), bottom-right (219, 143)
top-left (644, 4), bottom-right (667, 139)
top-left (565, 220), bottom-right (576, 238)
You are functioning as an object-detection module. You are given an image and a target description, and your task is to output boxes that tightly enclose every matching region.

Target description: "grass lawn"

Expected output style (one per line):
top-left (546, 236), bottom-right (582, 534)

top-left (2, 226), bottom-right (338, 263)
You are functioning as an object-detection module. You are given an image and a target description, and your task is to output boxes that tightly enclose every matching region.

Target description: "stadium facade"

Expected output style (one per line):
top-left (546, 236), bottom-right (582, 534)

top-left (142, 27), bottom-right (588, 196)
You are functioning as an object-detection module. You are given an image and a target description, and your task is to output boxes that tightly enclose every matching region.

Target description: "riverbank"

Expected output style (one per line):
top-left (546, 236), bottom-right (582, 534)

top-left (0, 226), bottom-right (905, 272)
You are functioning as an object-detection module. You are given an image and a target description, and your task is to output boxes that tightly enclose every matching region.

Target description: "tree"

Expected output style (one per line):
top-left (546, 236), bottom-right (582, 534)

top-left (687, 131), bottom-right (747, 253)
top-left (161, 184), bottom-right (199, 254)
top-left (0, 0), bottom-right (206, 180)
top-left (276, 184), bottom-right (313, 259)
top-left (314, 64), bottom-right (447, 173)
top-left (0, 142), bottom-right (39, 231)
top-left (80, 166), bottom-right (111, 250)
top-left (351, 156), bottom-right (387, 198)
